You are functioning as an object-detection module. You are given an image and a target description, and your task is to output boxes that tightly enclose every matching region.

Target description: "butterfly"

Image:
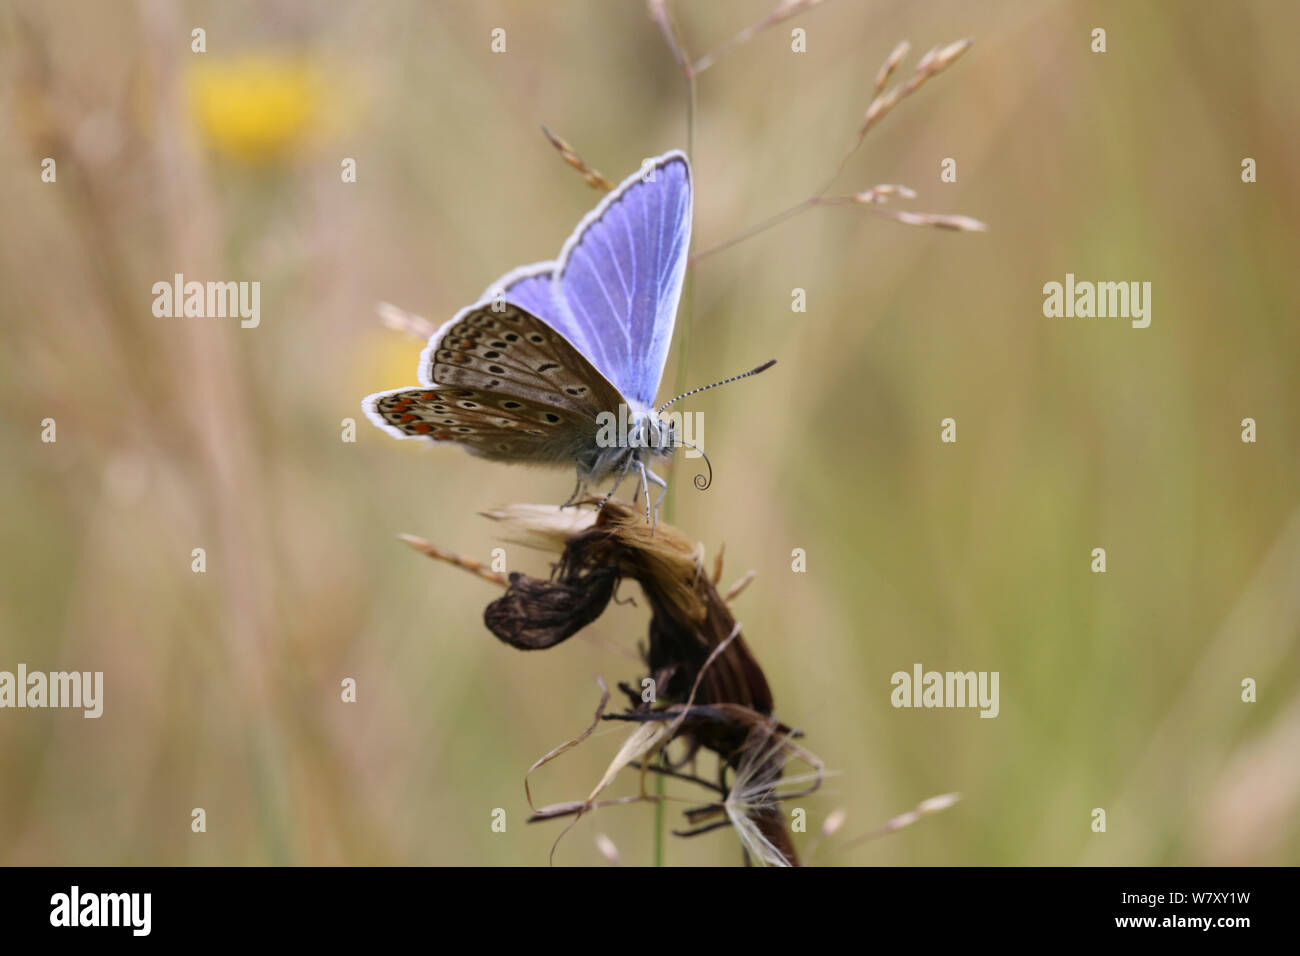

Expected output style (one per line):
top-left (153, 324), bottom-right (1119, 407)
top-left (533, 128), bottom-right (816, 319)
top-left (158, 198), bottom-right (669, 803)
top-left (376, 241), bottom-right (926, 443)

top-left (363, 150), bottom-right (773, 523)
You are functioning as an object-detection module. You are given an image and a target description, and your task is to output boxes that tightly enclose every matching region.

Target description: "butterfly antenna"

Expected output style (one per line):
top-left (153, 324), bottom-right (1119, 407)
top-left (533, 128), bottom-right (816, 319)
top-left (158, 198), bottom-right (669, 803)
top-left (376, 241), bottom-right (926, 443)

top-left (674, 439), bottom-right (714, 491)
top-left (656, 359), bottom-right (777, 413)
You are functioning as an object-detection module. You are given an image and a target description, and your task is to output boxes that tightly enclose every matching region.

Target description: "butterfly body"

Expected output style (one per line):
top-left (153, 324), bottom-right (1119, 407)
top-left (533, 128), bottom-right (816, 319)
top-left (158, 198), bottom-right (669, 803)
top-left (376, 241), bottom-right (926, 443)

top-left (364, 151), bottom-right (695, 519)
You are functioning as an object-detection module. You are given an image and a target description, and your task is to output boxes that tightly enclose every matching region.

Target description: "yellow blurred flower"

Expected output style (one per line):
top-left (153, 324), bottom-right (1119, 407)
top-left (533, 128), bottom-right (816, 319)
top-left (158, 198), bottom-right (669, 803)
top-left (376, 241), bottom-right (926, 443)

top-left (188, 55), bottom-right (324, 163)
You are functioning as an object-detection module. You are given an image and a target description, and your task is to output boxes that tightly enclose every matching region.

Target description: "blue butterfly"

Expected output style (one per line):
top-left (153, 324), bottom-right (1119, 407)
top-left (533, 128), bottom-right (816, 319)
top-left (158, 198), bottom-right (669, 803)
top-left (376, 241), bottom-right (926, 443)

top-left (364, 150), bottom-right (772, 521)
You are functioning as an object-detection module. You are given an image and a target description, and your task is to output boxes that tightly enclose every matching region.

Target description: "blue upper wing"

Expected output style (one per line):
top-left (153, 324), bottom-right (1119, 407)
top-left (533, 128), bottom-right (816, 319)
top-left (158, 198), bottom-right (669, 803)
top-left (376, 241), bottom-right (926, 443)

top-left (549, 151), bottom-right (693, 410)
top-left (481, 263), bottom-right (558, 328)
top-left (479, 152), bottom-right (692, 411)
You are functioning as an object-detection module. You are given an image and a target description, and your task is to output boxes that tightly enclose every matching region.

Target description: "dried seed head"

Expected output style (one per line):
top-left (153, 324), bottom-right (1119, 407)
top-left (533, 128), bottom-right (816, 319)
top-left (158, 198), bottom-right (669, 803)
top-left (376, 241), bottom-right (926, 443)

top-left (846, 791), bottom-right (963, 847)
top-left (931, 38), bottom-right (974, 73)
top-left (877, 209), bottom-right (989, 232)
top-left (480, 503), bottom-right (598, 552)
top-left (595, 833), bottom-right (621, 866)
top-left (822, 807), bottom-right (848, 837)
top-left (861, 37), bottom-right (974, 137)
top-left (724, 725), bottom-right (797, 867)
top-left (852, 183), bottom-right (918, 204)
top-left (377, 301), bottom-right (436, 340)
top-left (541, 125), bottom-right (614, 192)
top-left (861, 89), bottom-right (900, 133)
top-left (874, 40), bottom-right (911, 94)
top-left (918, 792), bottom-right (962, 814)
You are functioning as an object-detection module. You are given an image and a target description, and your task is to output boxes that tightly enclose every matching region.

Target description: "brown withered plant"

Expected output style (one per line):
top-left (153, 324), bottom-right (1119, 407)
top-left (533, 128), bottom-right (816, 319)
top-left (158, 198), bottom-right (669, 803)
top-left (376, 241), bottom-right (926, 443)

top-left (406, 499), bottom-right (822, 866)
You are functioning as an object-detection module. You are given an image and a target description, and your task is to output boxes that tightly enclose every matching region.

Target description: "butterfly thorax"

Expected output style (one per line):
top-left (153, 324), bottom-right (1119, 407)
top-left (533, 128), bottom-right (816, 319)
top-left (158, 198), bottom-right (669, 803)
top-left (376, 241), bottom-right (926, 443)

top-left (581, 405), bottom-right (676, 484)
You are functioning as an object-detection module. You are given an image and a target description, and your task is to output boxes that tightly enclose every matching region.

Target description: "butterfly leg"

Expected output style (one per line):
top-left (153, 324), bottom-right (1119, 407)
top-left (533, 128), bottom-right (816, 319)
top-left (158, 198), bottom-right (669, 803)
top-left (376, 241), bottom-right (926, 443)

top-left (643, 465), bottom-right (668, 531)
top-left (561, 471), bottom-right (585, 509)
top-left (636, 460), bottom-right (655, 528)
top-left (647, 466), bottom-right (668, 515)
top-left (598, 456), bottom-right (635, 509)
top-left (629, 467), bottom-right (646, 513)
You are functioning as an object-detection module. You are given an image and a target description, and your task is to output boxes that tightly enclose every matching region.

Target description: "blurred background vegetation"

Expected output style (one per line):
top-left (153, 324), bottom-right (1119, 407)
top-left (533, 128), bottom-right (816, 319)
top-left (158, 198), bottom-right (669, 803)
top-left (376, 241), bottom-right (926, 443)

top-left (1, 0), bottom-right (1297, 866)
